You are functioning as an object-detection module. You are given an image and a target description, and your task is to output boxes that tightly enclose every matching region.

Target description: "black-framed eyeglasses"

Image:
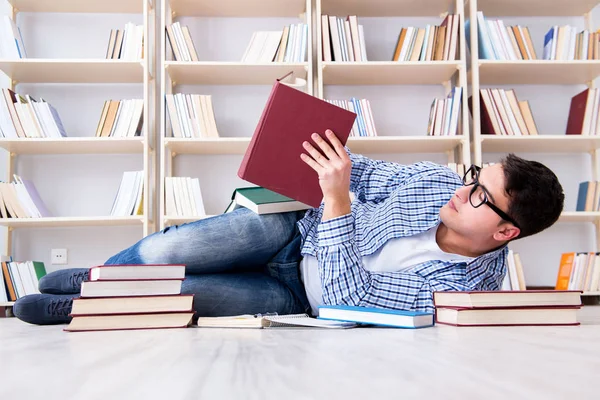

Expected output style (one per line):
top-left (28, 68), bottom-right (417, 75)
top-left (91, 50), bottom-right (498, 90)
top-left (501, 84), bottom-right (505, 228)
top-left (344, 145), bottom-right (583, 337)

top-left (462, 165), bottom-right (521, 229)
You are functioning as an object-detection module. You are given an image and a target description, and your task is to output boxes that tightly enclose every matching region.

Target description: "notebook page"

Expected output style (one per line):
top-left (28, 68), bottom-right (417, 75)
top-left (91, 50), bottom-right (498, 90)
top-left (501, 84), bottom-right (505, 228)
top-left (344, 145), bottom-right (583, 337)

top-left (263, 315), bottom-right (357, 329)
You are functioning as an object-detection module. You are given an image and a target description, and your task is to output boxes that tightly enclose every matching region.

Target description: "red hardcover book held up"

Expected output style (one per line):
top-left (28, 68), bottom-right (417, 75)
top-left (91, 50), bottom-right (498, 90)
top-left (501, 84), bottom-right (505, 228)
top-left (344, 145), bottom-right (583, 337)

top-left (238, 77), bottom-right (357, 208)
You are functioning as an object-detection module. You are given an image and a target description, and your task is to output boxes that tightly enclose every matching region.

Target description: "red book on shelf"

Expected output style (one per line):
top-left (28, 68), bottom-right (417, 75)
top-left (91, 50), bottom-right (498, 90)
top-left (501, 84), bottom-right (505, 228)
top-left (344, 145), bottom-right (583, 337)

top-left (566, 88), bottom-right (593, 135)
top-left (238, 75), bottom-right (356, 208)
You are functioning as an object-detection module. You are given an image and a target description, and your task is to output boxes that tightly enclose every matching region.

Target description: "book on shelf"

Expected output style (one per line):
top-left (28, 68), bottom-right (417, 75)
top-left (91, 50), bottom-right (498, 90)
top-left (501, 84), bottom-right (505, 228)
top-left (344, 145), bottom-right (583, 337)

top-left (165, 94), bottom-right (219, 138)
top-left (1, 260), bottom-right (47, 301)
top-left (566, 88), bottom-right (600, 135)
top-left (426, 87), bottom-right (462, 136)
top-left (105, 23), bottom-right (144, 61)
top-left (0, 89), bottom-right (68, 139)
top-left (95, 99), bottom-right (144, 138)
top-left (0, 176), bottom-right (52, 219)
top-left (543, 25), bottom-right (600, 60)
top-left (238, 75), bottom-right (356, 208)
top-left (0, 16), bottom-right (26, 59)
top-left (392, 14), bottom-right (460, 62)
top-left (66, 264), bottom-right (193, 332)
top-left (575, 181), bottom-right (600, 212)
top-left (325, 98), bottom-right (377, 137)
top-left (197, 313), bottom-right (357, 329)
top-left (434, 290), bottom-right (582, 327)
top-left (317, 305), bottom-right (435, 329)
top-left (556, 252), bottom-right (600, 292)
top-left (241, 24), bottom-right (308, 63)
top-left (470, 89), bottom-right (538, 135)
top-left (165, 22), bottom-right (199, 62)
top-left (467, 12), bottom-right (537, 60)
top-left (501, 249), bottom-right (527, 291)
top-left (110, 171), bottom-right (144, 217)
top-left (164, 177), bottom-right (206, 217)
top-left (224, 186), bottom-right (312, 215)
top-left (321, 15), bottom-right (367, 62)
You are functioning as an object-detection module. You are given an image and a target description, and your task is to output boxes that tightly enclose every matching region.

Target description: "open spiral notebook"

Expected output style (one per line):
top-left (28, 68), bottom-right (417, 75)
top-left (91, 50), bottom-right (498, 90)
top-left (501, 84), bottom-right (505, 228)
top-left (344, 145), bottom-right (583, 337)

top-left (195, 313), bottom-right (357, 329)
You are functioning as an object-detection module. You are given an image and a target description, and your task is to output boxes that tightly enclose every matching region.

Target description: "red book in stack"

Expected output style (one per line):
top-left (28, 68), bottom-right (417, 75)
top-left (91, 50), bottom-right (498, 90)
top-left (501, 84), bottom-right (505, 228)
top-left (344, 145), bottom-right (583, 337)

top-left (64, 264), bottom-right (194, 332)
top-left (433, 290), bottom-right (582, 327)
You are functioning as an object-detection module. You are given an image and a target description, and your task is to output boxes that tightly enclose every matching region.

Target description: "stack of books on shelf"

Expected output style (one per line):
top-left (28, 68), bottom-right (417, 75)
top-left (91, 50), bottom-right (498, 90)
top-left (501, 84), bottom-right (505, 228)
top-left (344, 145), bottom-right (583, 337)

top-left (0, 89), bottom-right (68, 139)
top-left (110, 171), bottom-right (144, 217)
top-left (321, 15), bottom-right (367, 62)
top-left (576, 181), bottom-right (600, 212)
top-left (166, 22), bottom-right (199, 62)
top-left (242, 24), bottom-right (308, 63)
top-left (471, 88), bottom-right (539, 135)
top-left (1, 260), bottom-right (47, 302)
top-left (434, 290), bottom-right (582, 327)
top-left (502, 249), bottom-right (527, 291)
top-left (0, 16), bottom-right (26, 59)
top-left (392, 14), bottom-right (460, 62)
top-left (556, 252), bottom-right (600, 293)
top-left (427, 87), bottom-right (462, 136)
top-left (165, 94), bottom-right (219, 138)
top-left (543, 26), bottom-right (600, 60)
top-left (325, 98), bottom-right (377, 137)
top-left (165, 177), bottom-right (206, 217)
top-left (0, 176), bottom-right (52, 219)
top-left (95, 99), bottom-right (144, 138)
top-left (65, 264), bottom-right (195, 332)
top-left (566, 88), bottom-right (600, 135)
top-left (468, 12), bottom-right (537, 60)
top-left (105, 23), bottom-right (144, 60)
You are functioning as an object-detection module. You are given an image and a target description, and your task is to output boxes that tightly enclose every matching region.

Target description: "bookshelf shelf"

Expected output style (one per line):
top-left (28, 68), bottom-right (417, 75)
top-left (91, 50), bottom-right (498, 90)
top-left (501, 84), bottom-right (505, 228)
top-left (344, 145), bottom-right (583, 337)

top-left (0, 138), bottom-right (146, 155)
top-left (320, 0), bottom-right (455, 17)
top-left (322, 61), bottom-right (461, 85)
top-left (165, 62), bottom-right (309, 85)
top-left (477, 60), bottom-right (600, 85)
top-left (480, 136), bottom-right (600, 153)
top-left (0, 217), bottom-right (146, 229)
top-left (0, 302), bottom-right (15, 306)
top-left (476, 0), bottom-right (600, 17)
top-left (347, 136), bottom-right (466, 153)
top-left (558, 212), bottom-right (600, 223)
top-left (165, 138), bottom-right (251, 155)
top-left (169, 0), bottom-right (307, 17)
top-left (0, 59), bottom-right (144, 84)
top-left (7, 0), bottom-right (144, 13)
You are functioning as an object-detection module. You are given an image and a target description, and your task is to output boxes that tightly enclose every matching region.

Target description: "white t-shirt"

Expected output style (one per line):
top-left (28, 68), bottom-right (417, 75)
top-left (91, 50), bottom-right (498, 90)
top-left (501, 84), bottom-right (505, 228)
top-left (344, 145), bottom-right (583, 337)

top-left (299, 224), bottom-right (474, 316)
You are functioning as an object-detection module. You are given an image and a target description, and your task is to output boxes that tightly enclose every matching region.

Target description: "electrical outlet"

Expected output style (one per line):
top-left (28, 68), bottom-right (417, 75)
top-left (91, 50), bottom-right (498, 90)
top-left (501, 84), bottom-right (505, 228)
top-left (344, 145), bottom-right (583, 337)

top-left (51, 248), bottom-right (68, 265)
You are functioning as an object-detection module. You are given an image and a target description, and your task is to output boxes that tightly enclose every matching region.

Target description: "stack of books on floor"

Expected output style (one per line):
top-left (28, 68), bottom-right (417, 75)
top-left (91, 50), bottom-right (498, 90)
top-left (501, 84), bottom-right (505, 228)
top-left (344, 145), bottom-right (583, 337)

top-left (105, 23), bottom-right (144, 60)
top-left (471, 88), bottom-right (539, 135)
top-left (566, 88), bottom-right (600, 135)
top-left (165, 177), bottom-right (206, 217)
top-left (166, 22), bottom-right (199, 61)
top-left (1, 260), bottom-right (47, 302)
top-left (427, 87), bottom-right (462, 136)
top-left (0, 89), bottom-right (68, 138)
top-left (469, 12), bottom-right (537, 60)
top-left (241, 24), bottom-right (308, 63)
top-left (110, 171), bottom-right (144, 217)
top-left (434, 290), bottom-right (582, 327)
top-left (556, 252), bottom-right (600, 292)
top-left (95, 99), bottom-right (144, 137)
top-left (321, 15), bottom-right (367, 62)
top-left (0, 176), bottom-right (52, 219)
top-left (392, 14), bottom-right (460, 62)
top-left (325, 98), bottom-right (377, 137)
top-left (165, 94), bottom-right (219, 138)
top-left (65, 264), bottom-right (194, 332)
top-left (0, 16), bottom-right (26, 59)
top-left (575, 181), bottom-right (600, 212)
top-left (543, 25), bottom-right (600, 60)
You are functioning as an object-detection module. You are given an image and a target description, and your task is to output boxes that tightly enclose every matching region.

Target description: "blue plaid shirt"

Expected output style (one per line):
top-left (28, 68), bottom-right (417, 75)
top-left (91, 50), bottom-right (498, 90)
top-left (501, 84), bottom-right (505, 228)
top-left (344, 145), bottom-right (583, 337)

top-left (297, 151), bottom-right (508, 313)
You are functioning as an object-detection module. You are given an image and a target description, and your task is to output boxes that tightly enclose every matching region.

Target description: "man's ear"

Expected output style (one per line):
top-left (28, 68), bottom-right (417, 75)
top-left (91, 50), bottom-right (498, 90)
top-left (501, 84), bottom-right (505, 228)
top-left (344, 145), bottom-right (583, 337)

top-left (493, 225), bottom-right (520, 242)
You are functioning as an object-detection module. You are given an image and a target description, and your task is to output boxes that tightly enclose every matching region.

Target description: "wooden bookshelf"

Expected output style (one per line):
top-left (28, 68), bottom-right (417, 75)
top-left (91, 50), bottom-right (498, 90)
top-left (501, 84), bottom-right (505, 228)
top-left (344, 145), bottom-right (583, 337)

top-left (169, 0), bottom-right (307, 17)
top-left (7, 0), bottom-right (143, 13)
top-left (320, 0), bottom-right (455, 17)
top-left (0, 138), bottom-right (146, 154)
top-left (478, 60), bottom-right (600, 85)
top-left (0, 217), bottom-right (146, 229)
top-left (0, 302), bottom-right (15, 307)
top-left (476, 0), bottom-right (599, 17)
top-left (165, 62), bottom-right (309, 85)
top-left (165, 138), bottom-right (251, 155)
top-left (480, 136), bottom-right (600, 153)
top-left (0, 60), bottom-right (144, 84)
top-left (347, 136), bottom-right (466, 154)
top-left (558, 212), bottom-right (600, 223)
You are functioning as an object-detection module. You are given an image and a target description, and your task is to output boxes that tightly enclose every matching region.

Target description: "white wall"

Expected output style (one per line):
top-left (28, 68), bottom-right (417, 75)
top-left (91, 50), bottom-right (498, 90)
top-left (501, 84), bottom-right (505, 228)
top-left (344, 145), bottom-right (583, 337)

top-left (2, 2), bottom-right (599, 285)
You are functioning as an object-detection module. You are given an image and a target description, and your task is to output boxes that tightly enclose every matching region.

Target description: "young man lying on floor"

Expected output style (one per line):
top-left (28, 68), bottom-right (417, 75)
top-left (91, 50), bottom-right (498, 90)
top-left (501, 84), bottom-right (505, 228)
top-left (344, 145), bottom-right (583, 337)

top-left (14, 129), bottom-right (564, 325)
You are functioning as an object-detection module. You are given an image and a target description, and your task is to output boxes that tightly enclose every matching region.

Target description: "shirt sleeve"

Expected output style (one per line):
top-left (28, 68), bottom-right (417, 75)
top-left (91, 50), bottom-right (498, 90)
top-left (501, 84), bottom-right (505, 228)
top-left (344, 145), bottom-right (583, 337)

top-left (316, 213), bottom-right (470, 313)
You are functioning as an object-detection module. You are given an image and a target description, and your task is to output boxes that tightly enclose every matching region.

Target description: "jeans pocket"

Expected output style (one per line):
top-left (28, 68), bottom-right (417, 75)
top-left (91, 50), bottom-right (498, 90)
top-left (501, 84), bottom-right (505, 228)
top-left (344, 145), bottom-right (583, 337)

top-left (266, 260), bottom-right (310, 314)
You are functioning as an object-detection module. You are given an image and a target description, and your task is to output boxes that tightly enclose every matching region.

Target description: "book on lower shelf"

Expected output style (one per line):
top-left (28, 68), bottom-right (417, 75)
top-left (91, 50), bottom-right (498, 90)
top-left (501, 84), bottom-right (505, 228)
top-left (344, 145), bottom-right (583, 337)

top-left (1, 260), bottom-right (47, 301)
top-left (196, 313), bottom-right (357, 329)
top-left (427, 87), bottom-right (462, 136)
top-left (470, 88), bottom-right (539, 136)
top-left (317, 305), bottom-right (435, 329)
top-left (110, 171), bottom-right (144, 217)
top-left (543, 25), bottom-right (600, 61)
top-left (224, 186), bottom-right (312, 215)
top-left (165, 94), bottom-right (219, 138)
top-left (95, 99), bottom-right (144, 138)
top-left (105, 22), bottom-right (144, 61)
top-left (325, 98), bottom-right (377, 137)
top-left (66, 263), bottom-right (194, 332)
top-left (0, 176), bottom-right (52, 219)
top-left (556, 252), bottom-right (600, 292)
top-left (434, 290), bottom-right (582, 327)
top-left (166, 22), bottom-right (199, 62)
top-left (165, 177), bottom-right (206, 217)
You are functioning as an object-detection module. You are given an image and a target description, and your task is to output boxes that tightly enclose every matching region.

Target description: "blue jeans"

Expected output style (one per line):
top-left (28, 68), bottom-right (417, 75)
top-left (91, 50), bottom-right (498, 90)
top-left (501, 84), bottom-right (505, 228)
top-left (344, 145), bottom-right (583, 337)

top-left (51, 208), bottom-right (311, 317)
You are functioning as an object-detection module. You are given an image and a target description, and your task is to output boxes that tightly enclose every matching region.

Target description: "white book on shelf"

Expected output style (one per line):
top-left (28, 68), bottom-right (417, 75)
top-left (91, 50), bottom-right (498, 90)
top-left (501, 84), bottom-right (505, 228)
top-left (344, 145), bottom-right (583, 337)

top-left (17, 262), bottom-right (37, 295)
top-left (0, 97), bottom-right (17, 138)
top-left (343, 20), bottom-right (355, 62)
top-left (328, 16), bottom-right (341, 61)
top-left (284, 25), bottom-right (295, 62)
top-left (13, 103), bottom-right (35, 138)
top-left (203, 95), bottom-right (219, 137)
top-left (172, 177), bottom-right (184, 216)
top-left (345, 100), bottom-right (359, 137)
top-left (165, 178), bottom-right (177, 216)
top-left (499, 89), bottom-right (522, 135)
top-left (348, 16), bottom-right (362, 61)
top-left (11, 181), bottom-right (35, 218)
top-left (358, 25), bottom-right (367, 61)
top-left (497, 20), bottom-right (517, 60)
top-left (180, 177), bottom-right (194, 216)
top-left (133, 171), bottom-right (144, 216)
top-left (448, 87), bottom-right (462, 136)
top-left (292, 25), bottom-right (303, 62)
top-left (300, 23), bottom-right (308, 62)
top-left (1, 17), bottom-right (20, 59)
top-left (165, 95), bottom-right (183, 138)
top-left (336, 18), bottom-right (347, 61)
top-left (192, 178), bottom-right (206, 216)
top-left (42, 100), bottom-right (68, 137)
top-left (241, 32), bottom-right (257, 62)
top-left (0, 269), bottom-right (7, 302)
top-left (185, 178), bottom-right (198, 216)
top-left (174, 94), bottom-right (192, 138)
top-left (321, 16), bottom-right (332, 62)
top-left (173, 22), bottom-right (191, 62)
top-left (32, 102), bottom-right (56, 138)
top-left (486, 20), bottom-right (506, 60)
top-left (399, 27), bottom-right (415, 61)
top-left (126, 99), bottom-right (144, 137)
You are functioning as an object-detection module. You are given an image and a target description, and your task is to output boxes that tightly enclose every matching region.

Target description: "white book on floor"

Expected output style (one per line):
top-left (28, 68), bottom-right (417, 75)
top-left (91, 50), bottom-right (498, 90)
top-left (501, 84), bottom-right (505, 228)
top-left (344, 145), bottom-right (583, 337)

top-left (89, 264), bottom-right (186, 281)
top-left (80, 279), bottom-right (183, 297)
top-left (196, 313), bottom-right (357, 329)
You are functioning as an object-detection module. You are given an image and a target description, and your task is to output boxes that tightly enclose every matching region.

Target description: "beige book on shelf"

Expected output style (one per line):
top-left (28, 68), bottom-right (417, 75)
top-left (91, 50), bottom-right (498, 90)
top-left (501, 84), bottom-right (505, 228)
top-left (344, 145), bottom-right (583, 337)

top-left (409, 28), bottom-right (426, 61)
top-left (399, 27), bottom-right (415, 61)
top-left (321, 16), bottom-right (331, 62)
top-left (392, 27), bottom-right (407, 61)
top-left (1, 183), bottom-right (28, 218)
top-left (105, 29), bottom-right (117, 59)
top-left (347, 16), bottom-right (362, 61)
top-left (165, 95), bottom-right (183, 138)
top-left (433, 99), bottom-right (445, 136)
top-left (505, 90), bottom-right (529, 135)
top-left (204, 95), bottom-right (219, 137)
top-left (100, 100), bottom-right (120, 137)
top-left (165, 177), bottom-right (177, 216)
top-left (490, 89), bottom-right (514, 135)
top-left (181, 26), bottom-right (199, 62)
top-left (555, 25), bottom-right (568, 60)
top-left (590, 256), bottom-right (600, 292)
top-left (343, 20), bottom-right (355, 62)
top-left (197, 95), bottom-right (213, 137)
top-left (112, 30), bottom-right (124, 59)
top-left (506, 27), bottom-right (523, 60)
top-left (447, 15), bottom-right (459, 61)
top-left (426, 99), bottom-right (438, 136)
top-left (276, 25), bottom-right (290, 62)
top-left (498, 90), bottom-right (522, 135)
top-left (185, 178), bottom-right (198, 216)
top-left (582, 252), bottom-right (596, 291)
top-left (522, 27), bottom-right (537, 59)
top-left (328, 16), bottom-right (342, 61)
top-left (425, 26), bottom-right (437, 61)
top-left (192, 95), bottom-right (209, 137)
top-left (514, 253), bottom-right (527, 291)
top-left (433, 25), bottom-right (446, 61)
top-left (511, 26), bottom-right (528, 59)
top-left (0, 189), bottom-right (8, 219)
top-left (95, 101), bottom-right (110, 137)
top-left (518, 101), bottom-right (538, 135)
top-left (0, 184), bottom-right (16, 218)
top-left (165, 25), bottom-right (182, 61)
top-left (441, 15), bottom-right (452, 61)
top-left (2, 89), bottom-right (26, 138)
top-left (191, 178), bottom-right (206, 216)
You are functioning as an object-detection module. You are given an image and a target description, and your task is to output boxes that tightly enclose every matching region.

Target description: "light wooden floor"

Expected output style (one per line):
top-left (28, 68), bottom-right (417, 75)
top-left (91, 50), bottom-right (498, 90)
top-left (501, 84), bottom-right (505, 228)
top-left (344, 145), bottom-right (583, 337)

top-left (1, 306), bottom-right (599, 400)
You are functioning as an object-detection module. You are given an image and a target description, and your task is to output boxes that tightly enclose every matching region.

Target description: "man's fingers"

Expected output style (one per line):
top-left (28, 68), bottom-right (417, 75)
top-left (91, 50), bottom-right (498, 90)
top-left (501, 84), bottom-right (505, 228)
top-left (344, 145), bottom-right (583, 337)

top-left (302, 141), bottom-right (329, 167)
top-left (311, 132), bottom-right (337, 161)
top-left (300, 153), bottom-right (324, 175)
top-left (325, 129), bottom-right (349, 160)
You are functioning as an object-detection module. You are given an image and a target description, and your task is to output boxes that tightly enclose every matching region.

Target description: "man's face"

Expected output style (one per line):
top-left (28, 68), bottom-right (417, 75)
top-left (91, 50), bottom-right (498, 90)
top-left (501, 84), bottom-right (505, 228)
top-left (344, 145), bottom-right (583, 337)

top-left (440, 164), bottom-right (516, 241)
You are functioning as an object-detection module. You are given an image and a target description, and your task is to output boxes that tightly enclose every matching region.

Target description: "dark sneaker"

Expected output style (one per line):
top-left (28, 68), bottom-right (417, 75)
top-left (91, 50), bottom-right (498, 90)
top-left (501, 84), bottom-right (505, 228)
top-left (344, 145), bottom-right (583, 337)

top-left (13, 294), bottom-right (77, 325)
top-left (38, 268), bottom-right (89, 294)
